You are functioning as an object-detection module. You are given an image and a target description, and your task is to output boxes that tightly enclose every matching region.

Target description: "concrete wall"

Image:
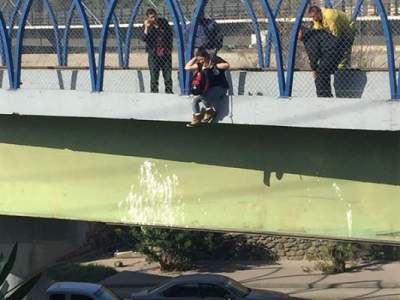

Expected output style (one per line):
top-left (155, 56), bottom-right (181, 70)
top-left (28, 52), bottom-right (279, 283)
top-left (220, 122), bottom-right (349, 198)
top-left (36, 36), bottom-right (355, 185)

top-left (0, 88), bottom-right (399, 131)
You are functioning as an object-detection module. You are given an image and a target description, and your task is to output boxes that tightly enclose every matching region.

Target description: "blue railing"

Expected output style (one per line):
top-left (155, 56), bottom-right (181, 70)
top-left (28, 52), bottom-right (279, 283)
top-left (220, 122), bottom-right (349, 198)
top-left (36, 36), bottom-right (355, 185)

top-left (0, 0), bottom-right (399, 99)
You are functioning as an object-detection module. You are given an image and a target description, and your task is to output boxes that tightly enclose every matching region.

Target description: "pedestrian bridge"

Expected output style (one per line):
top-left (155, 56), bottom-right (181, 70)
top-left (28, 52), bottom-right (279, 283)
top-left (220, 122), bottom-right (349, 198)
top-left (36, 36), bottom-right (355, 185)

top-left (0, 0), bottom-right (399, 244)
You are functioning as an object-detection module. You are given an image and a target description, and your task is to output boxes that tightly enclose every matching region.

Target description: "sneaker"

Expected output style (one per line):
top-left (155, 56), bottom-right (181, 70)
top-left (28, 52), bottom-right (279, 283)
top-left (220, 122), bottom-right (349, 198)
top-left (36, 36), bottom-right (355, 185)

top-left (202, 108), bottom-right (216, 123)
top-left (186, 112), bottom-right (204, 127)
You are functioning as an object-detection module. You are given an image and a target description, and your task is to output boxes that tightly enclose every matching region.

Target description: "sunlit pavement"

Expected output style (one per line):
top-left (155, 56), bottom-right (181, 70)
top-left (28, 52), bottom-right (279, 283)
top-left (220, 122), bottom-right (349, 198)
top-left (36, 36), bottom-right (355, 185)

top-left (100, 259), bottom-right (400, 299)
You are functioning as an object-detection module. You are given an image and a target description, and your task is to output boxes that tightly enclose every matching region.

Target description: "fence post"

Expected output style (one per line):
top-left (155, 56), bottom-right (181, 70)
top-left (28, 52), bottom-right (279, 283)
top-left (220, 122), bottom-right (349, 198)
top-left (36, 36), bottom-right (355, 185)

top-left (242, 0), bottom-right (265, 68)
top-left (259, 0), bottom-right (285, 96)
top-left (43, 0), bottom-right (63, 66)
top-left (69, 0), bottom-right (97, 92)
top-left (96, 0), bottom-right (118, 92)
top-left (0, 13), bottom-right (14, 88)
top-left (123, 0), bottom-right (143, 69)
top-left (265, 0), bottom-right (283, 68)
top-left (165, 0), bottom-right (186, 94)
top-left (372, 0), bottom-right (398, 99)
top-left (61, 4), bottom-right (75, 66)
top-left (103, 0), bottom-right (124, 68)
top-left (13, 0), bottom-right (33, 89)
top-left (283, 0), bottom-right (309, 97)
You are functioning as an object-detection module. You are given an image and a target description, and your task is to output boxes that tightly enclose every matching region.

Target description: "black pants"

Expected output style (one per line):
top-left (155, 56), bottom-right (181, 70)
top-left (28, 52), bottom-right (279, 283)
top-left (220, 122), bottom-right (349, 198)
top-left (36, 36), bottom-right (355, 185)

top-left (337, 35), bottom-right (355, 68)
top-left (315, 71), bottom-right (333, 97)
top-left (148, 53), bottom-right (173, 93)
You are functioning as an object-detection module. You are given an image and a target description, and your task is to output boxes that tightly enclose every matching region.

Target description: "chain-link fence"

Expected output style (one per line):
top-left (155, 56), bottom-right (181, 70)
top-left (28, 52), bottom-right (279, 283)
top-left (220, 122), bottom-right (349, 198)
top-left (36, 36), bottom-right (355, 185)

top-left (0, 0), bottom-right (398, 98)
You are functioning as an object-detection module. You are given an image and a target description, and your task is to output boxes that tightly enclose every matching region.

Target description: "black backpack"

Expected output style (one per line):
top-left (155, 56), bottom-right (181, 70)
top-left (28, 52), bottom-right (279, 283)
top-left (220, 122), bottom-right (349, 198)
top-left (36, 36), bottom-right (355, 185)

top-left (190, 68), bottom-right (209, 96)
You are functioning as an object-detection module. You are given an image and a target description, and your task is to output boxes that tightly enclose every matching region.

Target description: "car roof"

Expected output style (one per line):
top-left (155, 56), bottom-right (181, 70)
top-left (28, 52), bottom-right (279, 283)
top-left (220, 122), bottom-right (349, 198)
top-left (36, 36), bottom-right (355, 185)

top-left (170, 274), bottom-right (230, 284)
top-left (47, 282), bottom-right (102, 295)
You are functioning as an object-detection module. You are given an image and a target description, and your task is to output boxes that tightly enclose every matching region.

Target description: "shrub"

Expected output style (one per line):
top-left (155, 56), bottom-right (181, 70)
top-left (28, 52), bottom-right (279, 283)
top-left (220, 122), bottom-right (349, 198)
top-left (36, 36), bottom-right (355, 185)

top-left (47, 263), bottom-right (117, 283)
top-left (306, 241), bottom-right (369, 273)
top-left (131, 227), bottom-right (277, 272)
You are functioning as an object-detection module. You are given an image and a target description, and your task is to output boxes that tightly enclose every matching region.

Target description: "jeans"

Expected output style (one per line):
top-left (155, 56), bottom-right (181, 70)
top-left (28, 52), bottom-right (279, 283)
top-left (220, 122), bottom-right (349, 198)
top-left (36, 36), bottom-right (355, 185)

top-left (148, 53), bottom-right (173, 93)
top-left (192, 86), bottom-right (227, 114)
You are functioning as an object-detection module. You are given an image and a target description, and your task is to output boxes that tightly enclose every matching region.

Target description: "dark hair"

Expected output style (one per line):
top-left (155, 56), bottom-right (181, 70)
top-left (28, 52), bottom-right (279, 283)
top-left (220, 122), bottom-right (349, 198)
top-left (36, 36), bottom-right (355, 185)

top-left (146, 8), bottom-right (157, 16)
top-left (308, 5), bottom-right (321, 14)
top-left (195, 47), bottom-right (210, 59)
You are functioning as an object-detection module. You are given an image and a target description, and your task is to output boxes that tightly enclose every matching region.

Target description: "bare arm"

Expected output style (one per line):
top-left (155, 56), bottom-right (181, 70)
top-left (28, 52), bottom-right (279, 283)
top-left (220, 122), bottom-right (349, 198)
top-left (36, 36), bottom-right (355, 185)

top-left (185, 57), bottom-right (199, 71)
top-left (213, 57), bottom-right (230, 70)
top-left (215, 61), bottom-right (229, 70)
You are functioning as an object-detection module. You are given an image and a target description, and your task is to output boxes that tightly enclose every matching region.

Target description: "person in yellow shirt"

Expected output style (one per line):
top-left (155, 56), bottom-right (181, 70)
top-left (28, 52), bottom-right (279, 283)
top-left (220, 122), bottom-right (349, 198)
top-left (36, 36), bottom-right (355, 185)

top-left (308, 6), bottom-right (355, 69)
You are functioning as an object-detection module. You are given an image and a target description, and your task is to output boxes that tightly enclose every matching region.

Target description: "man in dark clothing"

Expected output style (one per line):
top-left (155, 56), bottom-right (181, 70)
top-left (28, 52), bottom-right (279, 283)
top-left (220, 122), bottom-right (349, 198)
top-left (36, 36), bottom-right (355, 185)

top-left (192, 11), bottom-right (223, 57)
top-left (300, 28), bottom-right (341, 97)
top-left (143, 8), bottom-right (173, 93)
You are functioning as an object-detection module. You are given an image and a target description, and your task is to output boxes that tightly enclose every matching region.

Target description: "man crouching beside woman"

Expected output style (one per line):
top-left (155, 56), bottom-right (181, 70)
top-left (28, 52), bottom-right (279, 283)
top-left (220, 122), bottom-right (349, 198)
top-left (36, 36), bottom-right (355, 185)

top-left (185, 47), bottom-right (230, 127)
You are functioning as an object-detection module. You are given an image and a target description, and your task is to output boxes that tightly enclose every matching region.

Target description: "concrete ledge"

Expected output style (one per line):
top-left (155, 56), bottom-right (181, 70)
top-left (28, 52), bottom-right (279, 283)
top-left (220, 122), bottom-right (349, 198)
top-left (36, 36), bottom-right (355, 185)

top-left (0, 89), bottom-right (399, 131)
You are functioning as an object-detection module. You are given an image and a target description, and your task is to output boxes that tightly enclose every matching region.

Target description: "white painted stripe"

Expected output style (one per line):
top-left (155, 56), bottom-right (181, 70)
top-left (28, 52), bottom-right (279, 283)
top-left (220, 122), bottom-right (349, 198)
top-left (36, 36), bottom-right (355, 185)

top-left (10, 15), bottom-right (400, 30)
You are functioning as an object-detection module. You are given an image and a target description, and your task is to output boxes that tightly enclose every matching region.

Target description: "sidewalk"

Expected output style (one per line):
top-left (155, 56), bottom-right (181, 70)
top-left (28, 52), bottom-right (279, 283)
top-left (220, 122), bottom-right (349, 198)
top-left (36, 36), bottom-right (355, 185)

top-left (99, 258), bottom-right (400, 299)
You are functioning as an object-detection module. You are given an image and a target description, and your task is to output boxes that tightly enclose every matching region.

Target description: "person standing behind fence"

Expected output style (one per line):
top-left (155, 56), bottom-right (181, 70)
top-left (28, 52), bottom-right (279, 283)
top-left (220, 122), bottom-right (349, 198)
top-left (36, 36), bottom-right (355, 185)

top-left (142, 8), bottom-right (173, 93)
top-left (185, 48), bottom-right (229, 127)
top-left (299, 27), bottom-right (341, 97)
top-left (308, 6), bottom-right (355, 69)
top-left (192, 11), bottom-right (223, 57)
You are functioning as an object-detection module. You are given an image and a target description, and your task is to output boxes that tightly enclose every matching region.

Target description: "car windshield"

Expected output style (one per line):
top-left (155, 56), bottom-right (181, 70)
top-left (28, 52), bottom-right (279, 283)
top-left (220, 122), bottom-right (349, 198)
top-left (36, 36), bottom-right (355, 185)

top-left (224, 279), bottom-right (250, 297)
top-left (147, 281), bottom-right (170, 294)
top-left (94, 287), bottom-right (123, 300)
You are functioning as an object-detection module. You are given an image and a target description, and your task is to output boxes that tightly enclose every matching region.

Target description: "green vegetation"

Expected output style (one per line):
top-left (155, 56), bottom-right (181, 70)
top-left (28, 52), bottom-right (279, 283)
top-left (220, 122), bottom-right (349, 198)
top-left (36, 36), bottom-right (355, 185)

top-left (129, 227), bottom-right (277, 271)
top-left (0, 243), bottom-right (41, 300)
top-left (47, 263), bottom-right (117, 283)
top-left (307, 241), bottom-right (368, 273)
top-left (307, 240), bottom-right (400, 274)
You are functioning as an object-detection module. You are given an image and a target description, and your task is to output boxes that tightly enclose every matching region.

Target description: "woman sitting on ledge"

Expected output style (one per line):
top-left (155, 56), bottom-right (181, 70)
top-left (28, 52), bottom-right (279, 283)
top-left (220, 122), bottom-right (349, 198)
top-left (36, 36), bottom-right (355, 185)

top-left (185, 47), bottom-right (230, 127)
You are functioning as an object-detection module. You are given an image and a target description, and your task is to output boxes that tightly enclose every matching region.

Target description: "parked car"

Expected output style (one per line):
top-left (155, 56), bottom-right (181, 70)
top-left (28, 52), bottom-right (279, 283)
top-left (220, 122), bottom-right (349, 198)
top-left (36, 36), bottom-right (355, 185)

top-left (47, 282), bottom-right (125, 300)
top-left (130, 274), bottom-right (300, 300)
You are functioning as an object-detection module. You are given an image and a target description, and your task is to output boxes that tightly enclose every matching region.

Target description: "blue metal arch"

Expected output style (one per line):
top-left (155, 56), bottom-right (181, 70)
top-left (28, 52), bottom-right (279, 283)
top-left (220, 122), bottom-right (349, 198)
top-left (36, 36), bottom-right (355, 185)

top-left (103, 0), bottom-right (124, 67)
top-left (0, 31), bottom-right (5, 66)
top-left (43, 0), bottom-right (63, 66)
top-left (96, 0), bottom-right (118, 91)
top-left (324, 0), bottom-right (333, 8)
top-left (0, 0), bottom-right (22, 66)
top-left (8, 0), bottom-right (23, 35)
top-left (0, 37), bottom-right (3, 66)
top-left (62, 0), bottom-right (109, 68)
top-left (0, 12), bottom-right (14, 88)
top-left (242, 0), bottom-right (265, 68)
top-left (371, 0), bottom-right (397, 99)
top-left (13, 0), bottom-right (33, 89)
top-left (68, 0), bottom-right (97, 91)
top-left (122, 0), bottom-right (143, 69)
top-left (61, 3), bottom-right (76, 66)
top-left (171, 0), bottom-right (186, 32)
top-left (351, 0), bottom-right (397, 99)
top-left (184, 0), bottom-right (207, 94)
top-left (282, 0), bottom-right (309, 97)
top-left (165, 0), bottom-right (186, 94)
top-left (259, 0), bottom-right (285, 95)
top-left (265, 0), bottom-right (282, 68)
top-left (352, 0), bottom-right (364, 19)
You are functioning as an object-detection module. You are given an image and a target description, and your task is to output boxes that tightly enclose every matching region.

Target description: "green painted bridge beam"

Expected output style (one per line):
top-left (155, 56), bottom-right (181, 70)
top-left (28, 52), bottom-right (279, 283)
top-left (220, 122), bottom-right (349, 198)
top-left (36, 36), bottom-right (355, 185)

top-left (0, 115), bottom-right (399, 242)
